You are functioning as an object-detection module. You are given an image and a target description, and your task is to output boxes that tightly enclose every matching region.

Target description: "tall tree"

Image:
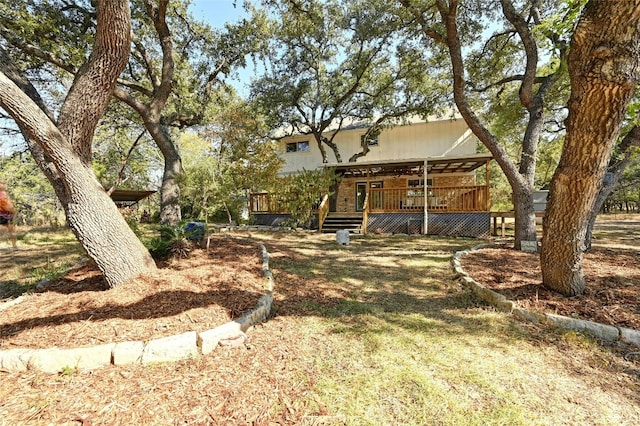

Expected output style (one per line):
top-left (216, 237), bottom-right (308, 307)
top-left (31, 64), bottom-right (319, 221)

top-left (584, 123), bottom-right (640, 249)
top-left (541, 0), bottom-right (640, 296)
top-left (179, 92), bottom-right (282, 223)
top-left (251, 0), bottom-right (442, 164)
top-left (0, 0), bottom-right (157, 287)
top-left (400, 0), bottom-right (570, 249)
top-left (0, 0), bottom-right (269, 226)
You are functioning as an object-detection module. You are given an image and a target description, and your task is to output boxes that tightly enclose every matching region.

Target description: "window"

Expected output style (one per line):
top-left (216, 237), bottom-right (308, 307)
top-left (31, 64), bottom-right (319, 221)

top-left (408, 178), bottom-right (433, 188)
top-left (286, 141), bottom-right (310, 153)
top-left (407, 178), bottom-right (432, 196)
top-left (361, 134), bottom-right (379, 147)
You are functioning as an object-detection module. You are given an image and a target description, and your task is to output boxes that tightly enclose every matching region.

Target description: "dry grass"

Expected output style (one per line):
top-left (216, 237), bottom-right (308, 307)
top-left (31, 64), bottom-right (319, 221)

top-left (0, 219), bottom-right (639, 425)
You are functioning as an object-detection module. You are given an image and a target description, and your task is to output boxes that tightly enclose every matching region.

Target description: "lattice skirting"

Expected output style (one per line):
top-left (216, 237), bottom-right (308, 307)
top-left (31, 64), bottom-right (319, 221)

top-left (251, 212), bottom-right (489, 237)
top-left (367, 212), bottom-right (490, 238)
top-left (252, 214), bottom-right (292, 227)
top-left (251, 214), bottom-right (319, 228)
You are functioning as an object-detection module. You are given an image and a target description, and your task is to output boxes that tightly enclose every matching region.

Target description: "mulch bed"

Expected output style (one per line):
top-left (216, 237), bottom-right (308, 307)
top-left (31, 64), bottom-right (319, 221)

top-left (460, 244), bottom-right (640, 330)
top-left (2, 234), bottom-right (639, 354)
top-left (0, 235), bottom-right (267, 349)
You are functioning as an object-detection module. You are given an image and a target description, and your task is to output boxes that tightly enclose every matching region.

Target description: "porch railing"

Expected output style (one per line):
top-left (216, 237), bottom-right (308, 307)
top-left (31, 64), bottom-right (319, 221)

top-left (250, 185), bottom-right (490, 215)
top-left (368, 185), bottom-right (489, 212)
top-left (317, 194), bottom-right (330, 232)
top-left (250, 192), bottom-right (327, 215)
top-left (250, 192), bottom-right (287, 213)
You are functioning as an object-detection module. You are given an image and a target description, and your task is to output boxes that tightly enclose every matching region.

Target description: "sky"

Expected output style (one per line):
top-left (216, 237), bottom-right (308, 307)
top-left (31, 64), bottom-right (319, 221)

top-left (188, 0), bottom-right (247, 28)
top-left (188, 0), bottom-right (254, 95)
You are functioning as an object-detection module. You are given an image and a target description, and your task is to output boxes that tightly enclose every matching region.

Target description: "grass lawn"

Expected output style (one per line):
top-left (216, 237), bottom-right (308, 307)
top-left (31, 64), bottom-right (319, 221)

top-left (0, 222), bottom-right (639, 424)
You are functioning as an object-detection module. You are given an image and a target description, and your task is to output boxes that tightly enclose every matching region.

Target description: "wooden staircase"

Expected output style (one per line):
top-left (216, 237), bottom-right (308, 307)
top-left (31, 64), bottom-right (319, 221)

top-left (321, 212), bottom-right (364, 233)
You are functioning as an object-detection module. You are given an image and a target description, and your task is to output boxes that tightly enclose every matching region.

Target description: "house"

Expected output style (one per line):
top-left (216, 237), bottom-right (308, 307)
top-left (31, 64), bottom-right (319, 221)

top-left (250, 116), bottom-right (493, 237)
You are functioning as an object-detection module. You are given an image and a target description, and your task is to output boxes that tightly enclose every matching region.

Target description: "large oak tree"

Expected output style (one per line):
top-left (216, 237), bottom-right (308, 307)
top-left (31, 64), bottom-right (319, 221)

top-left (401, 0), bottom-right (569, 249)
top-left (0, 0), bottom-right (157, 288)
top-left (541, 0), bottom-right (640, 296)
top-left (251, 0), bottom-right (443, 164)
top-left (0, 0), bottom-right (269, 226)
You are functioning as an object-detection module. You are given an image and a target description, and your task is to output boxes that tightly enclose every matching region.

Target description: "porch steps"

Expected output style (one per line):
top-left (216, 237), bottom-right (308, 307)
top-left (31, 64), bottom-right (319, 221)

top-left (321, 213), bottom-right (364, 234)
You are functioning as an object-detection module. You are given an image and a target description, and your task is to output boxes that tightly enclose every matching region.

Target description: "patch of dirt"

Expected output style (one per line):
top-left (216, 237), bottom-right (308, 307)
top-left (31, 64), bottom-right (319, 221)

top-left (0, 235), bottom-right (267, 349)
top-left (460, 244), bottom-right (640, 330)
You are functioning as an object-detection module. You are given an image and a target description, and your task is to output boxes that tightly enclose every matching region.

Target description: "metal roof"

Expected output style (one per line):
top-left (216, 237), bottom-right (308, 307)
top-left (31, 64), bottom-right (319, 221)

top-left (325, 153), bottom-right (493, 178)
top-left (110, 189), bottom-right (156, 206)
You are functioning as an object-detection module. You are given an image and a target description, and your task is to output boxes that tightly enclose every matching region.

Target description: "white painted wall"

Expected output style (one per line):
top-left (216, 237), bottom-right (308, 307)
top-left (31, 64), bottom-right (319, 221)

top-left (277, 118), bottom-right (477, 175)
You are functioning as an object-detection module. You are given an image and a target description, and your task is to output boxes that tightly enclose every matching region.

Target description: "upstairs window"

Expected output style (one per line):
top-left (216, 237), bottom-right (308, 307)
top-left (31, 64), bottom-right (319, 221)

top-left (361, 134), bottom-right (379, 147)
top-left (286, 141), bottom-right (310, 153)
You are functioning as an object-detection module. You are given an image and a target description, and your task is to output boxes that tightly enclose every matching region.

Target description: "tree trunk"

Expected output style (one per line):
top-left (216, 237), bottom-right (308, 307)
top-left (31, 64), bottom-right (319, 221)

top-left (585, 125), bottom-right (640, 249)
top-left (159, 147), bottom-right (183, 226)
top-left (0, 0), bottom-right (157, 288)
top-left (151, 122), bottom-right (182, 226)
top-left (541, 0), bottom-right (640, 296)
top-left (436, 0), bottom-right (539, 248)
top-left (512, 185), bottom-right (537, 247)
top-left (111, 0), bottom-right (183, 226)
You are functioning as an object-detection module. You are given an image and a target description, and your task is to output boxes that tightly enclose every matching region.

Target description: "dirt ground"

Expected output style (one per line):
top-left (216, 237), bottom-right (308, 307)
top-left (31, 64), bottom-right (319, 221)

top-left (0, 235), bottom-right (267, 350)
top-left (461, 244), bottom-right (640, 330)
top-left (0, 221), bottom-right (639, 424)
top-left (1, 217), bottom-right (638, 350)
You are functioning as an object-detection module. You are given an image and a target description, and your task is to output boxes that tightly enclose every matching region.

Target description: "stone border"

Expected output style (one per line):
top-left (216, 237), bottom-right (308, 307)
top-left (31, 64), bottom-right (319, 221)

top-left (0, 244), bottom-right (275, 374)
top-left (453, 245), bottom-right (640, 347)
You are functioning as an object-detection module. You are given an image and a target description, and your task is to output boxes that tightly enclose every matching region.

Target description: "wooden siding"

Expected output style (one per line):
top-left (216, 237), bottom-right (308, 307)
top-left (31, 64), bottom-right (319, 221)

top-left (278, 119), bottom-right (477, 175)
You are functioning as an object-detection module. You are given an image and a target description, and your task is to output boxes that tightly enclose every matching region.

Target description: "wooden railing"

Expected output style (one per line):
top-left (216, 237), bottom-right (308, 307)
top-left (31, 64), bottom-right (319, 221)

top-left (317, 194), bottom-right (330, 232)
top-left (368, 185), bottom-right (489, 213)
top-left (250, 192), bottom-right (327, 214)
top-left (250, 185), bottom-right (490, 215)
top-left (250, 192), bottom-right (287, 213)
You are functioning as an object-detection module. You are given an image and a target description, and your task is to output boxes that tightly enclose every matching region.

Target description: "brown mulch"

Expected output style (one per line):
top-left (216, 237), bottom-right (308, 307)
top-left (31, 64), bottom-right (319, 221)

top-left (1, 232), bottom-right (639, 354)
top-left (461, 244), bottom-right (640, 330)
top-left (0, 235), bottom-right (267, 350)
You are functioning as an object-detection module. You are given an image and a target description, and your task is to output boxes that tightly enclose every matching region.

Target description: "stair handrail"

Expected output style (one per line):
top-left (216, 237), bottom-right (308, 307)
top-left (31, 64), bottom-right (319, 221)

top-left (317, 194), bottom-right (330, 233)
top-left (362, 191), bottom-right (369, 235)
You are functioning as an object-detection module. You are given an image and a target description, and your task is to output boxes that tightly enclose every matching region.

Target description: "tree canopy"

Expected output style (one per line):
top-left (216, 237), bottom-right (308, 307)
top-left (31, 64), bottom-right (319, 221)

top-left (250, 0), bottom-right (446, 164)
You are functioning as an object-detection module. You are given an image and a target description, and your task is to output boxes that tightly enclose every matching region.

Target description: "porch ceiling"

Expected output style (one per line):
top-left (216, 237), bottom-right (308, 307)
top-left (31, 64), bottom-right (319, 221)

top-left (326, 153), bottom-right (493, 178)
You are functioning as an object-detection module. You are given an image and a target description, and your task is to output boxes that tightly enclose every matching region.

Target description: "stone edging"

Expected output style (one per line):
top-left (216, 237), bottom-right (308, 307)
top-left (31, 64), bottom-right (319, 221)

top-left (0, 244), bottom-right (275, 374)
top-left (453, 245), bottom-right (640, 347)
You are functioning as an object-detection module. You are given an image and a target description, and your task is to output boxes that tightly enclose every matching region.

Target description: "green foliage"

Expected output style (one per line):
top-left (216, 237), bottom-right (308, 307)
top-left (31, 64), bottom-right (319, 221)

top-left (268, 168), bottom-right (337, 227)
top-left (250, 0), bottom-right (446, 163)
top-left (92, 102), bottom-right (161, 192)
top-left (179, 93), bottom-right (282, 223)
top-left (146, 224), bottom-right (200, 260)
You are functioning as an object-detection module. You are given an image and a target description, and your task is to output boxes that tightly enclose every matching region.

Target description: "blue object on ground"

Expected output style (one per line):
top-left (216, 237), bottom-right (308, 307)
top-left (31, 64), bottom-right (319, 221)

top-left (183, 222), bottom-right (206, 240)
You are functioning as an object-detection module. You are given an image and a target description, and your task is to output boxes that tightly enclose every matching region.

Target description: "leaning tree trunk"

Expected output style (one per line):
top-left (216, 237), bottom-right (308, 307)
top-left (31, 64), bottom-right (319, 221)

top-left (0, 72), bottom-right (156, 287)
top-left (0, 0), bottom-right (157, 288)
top-left (584, 125), bottom-right (640, 250)
top-left (430, 0), bottom-right (540, 249)
top-left (541, 0), bottom-right (640, 296)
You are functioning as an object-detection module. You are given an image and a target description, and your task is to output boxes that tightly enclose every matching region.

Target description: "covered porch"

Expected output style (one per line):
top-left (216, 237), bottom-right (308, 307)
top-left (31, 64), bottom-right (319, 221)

top-left (250, 154), bottom-right (493, 237)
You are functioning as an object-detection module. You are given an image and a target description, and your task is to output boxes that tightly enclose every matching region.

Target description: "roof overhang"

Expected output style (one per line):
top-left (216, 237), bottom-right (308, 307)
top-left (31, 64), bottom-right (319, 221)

top-left (110, 189), bottom-right (156, 206)
top-left (324, 153), bottom-right (493, 178)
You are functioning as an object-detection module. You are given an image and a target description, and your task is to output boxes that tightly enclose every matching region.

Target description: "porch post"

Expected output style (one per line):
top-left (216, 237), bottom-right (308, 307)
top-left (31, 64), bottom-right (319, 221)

top-left (423, 160), bottom-right (428, 235)
top-left (366, 166), bottom-right (371, 210)
top-left (485, 160), bottom-right (491, 211)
